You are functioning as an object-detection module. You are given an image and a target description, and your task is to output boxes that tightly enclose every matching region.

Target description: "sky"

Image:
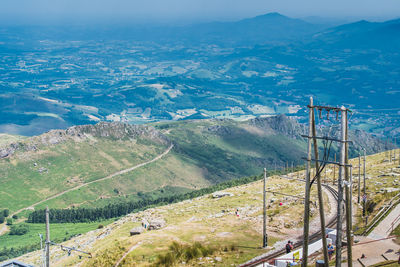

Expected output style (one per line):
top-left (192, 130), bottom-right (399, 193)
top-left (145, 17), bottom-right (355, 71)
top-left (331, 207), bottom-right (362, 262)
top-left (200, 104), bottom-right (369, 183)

top-left (1, 0), bottom-right (400, 25)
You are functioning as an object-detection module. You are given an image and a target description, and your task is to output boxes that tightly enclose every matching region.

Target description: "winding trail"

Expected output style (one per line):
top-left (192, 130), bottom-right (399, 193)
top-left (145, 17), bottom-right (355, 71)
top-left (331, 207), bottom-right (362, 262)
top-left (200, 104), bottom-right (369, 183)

top-left (0, 144), bottom-right (173, 236)
top-left (114, 241), bottom-right (143, 267)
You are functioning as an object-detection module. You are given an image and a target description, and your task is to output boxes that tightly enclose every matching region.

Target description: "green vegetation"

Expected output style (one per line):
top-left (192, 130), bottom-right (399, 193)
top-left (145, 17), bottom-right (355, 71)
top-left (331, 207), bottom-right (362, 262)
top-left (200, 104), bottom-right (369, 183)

top-left (0, 136), bottom-right (167, 214)
top-left (156, 241), bottom-right (218, 266)
top-left (28, 167), bottom-right (296, 223)
top-left (350, 151), bottom-right (400, 235)
top-left (2, 116), bottom-right (309, 220)
top-left (9, 224), bottom-right (29, 236)
top-left (79, 174), bottom-right (294, 267)
top-left (158, 118), bottom-right (306, 183)
top-left (391, 222), bottom-right (400, 244)
top-left (2, 209), bottom-right (9, 217)
top-left (0, 219), bottom-right (114, 262)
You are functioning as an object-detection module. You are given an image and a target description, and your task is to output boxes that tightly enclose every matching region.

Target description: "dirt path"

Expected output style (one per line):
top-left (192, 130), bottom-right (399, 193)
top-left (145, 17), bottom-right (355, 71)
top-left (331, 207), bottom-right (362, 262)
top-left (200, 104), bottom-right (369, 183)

top-left (0, 144), bottom-right (173, 236)
top-left (368, 203), bottom-right (400, 240)
top-left (114, 241), bottom-right (143, 267)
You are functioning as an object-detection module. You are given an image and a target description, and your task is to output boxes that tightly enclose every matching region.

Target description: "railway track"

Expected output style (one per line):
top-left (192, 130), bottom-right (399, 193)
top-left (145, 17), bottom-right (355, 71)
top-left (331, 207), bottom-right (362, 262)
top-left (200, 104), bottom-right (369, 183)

top-left (240, 182), bottom-right (339, 267)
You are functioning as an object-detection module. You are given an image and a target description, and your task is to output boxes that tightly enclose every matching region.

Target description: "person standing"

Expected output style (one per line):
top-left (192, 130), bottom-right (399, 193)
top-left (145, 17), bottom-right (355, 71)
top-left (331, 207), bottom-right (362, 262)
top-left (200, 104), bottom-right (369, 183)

top-left (286, 240), bottom-right (293, 253)
top-left (327, 243), bottom-right (334, 261)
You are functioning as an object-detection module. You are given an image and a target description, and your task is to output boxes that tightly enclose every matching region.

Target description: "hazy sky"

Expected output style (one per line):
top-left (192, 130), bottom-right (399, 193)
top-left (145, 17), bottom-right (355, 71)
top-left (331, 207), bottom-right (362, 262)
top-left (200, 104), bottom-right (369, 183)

top-left (1, 0), bottom-right (400, 24)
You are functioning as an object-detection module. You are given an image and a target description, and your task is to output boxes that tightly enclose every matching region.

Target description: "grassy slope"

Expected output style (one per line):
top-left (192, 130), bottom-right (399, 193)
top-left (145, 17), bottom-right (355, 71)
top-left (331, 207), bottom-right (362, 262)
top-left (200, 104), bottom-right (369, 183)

top-left (350, 149), bottom-right (400, 234)
top-left (158, 119), bottom-right (306, 183)
top-left (11, 150), bottom-right (399, 266)
top-left (0, 138), bottom-right (168, 213)
top-left (17, 174), bottom-right (316, 267)
top-left (0, 134), bottom-right (25, 146)
top-left (0, 219), bottom-right (114, 250)
top-left (39, 151), bottom-right (209, 210)
top-left (1, 118), bottom-right (307, 215)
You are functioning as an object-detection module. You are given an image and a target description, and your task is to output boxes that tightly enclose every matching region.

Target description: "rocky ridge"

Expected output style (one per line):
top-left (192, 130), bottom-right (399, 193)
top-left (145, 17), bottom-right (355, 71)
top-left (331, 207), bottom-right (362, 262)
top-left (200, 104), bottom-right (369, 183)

top-left (0, 122), bottom-right (169, 159)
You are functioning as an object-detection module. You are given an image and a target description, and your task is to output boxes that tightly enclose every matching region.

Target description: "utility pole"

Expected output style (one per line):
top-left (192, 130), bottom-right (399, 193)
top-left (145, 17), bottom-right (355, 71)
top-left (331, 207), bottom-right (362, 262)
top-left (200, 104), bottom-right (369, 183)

top-left (333, 154), bottom-right (336, 185)
top-left (311, 106), bottom-right (329, 266)
top-left (336, 106), bottom-right (347, 267)
top-left (263, 168), bottom-right (268, 248)
top-left (357, 154), bottom-right (361, 204)
top-left (46, 206), bottom-right (50, 267)
top-left (302, 97), bottom-right (313, 267)
top-left (299, 100), bottom-right (353, 266)
top-left (344, 114), bottom-right (353, 267)
top-left (350, 166), bottom-right (353, 236)
top-left (385, 139), bottom-right (388, 158)
top-left (39, 234), bottom-right (45, 267)
top-left (363, 148), bottom-right (367, 217)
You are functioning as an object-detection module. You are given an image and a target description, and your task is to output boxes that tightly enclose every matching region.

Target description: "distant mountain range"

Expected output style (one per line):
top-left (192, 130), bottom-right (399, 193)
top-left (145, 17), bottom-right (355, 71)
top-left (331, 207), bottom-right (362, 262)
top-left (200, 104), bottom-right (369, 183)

top-left (0, 12), bottom-right (326, 45)
top-left (311, 18), bottom-right (400, 50)
top-left (176, 12), bottom-right (326, 45)
top-left (0, 12), bottom-right (399, 138)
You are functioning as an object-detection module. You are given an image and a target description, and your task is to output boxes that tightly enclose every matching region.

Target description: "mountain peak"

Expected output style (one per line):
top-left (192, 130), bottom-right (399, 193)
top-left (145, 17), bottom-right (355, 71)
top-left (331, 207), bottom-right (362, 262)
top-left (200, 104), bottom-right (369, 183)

top-left (248, 12), bottom-right (290, 21)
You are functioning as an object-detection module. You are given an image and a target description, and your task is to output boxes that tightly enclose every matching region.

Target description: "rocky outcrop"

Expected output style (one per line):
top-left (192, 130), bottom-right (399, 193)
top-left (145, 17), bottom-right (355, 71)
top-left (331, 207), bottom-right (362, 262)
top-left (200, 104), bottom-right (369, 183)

top-left (249, 114), bottom-right (394, 154)
top-left (212, 191), bottom-right (234, 198)
top-left (130, 227), bottom-right (144, 236)
top-left (249, 114), bottom-right (305, 139)
top-left (350, 129), bottom-right (396, 154)
top-left (0, 122), bottom-right (170, 159)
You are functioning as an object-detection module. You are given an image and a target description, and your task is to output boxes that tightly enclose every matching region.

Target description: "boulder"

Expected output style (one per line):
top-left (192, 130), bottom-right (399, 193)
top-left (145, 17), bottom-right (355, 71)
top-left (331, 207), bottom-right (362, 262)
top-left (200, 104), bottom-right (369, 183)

top-left (130, 227), bottom-right (144, 236)
top-left (148, 219), bottom-right (166, 230)
top-left (212, 191), bottom-right (234, 198)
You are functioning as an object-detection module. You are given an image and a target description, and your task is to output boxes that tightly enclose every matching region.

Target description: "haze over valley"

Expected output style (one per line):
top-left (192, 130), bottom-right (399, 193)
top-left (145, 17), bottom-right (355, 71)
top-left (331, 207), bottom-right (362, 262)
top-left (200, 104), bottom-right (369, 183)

top-left (1, 13), bottom-right (399, 138)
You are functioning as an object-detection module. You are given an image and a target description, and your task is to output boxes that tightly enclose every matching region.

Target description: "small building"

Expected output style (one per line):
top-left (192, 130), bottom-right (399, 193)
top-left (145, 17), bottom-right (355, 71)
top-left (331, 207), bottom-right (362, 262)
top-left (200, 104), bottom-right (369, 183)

top-left (130, 226), bottom-right (144, 236)
top-left (0, 260), bottom-right (34, 267)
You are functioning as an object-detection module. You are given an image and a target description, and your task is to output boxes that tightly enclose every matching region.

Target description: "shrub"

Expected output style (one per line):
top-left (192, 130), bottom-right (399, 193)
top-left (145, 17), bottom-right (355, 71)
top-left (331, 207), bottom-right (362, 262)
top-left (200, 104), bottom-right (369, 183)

top-left (98, 224), bottom-right (104, 229)
top-left (157, 252), bottom-right (176, 266)
top-left (12, 215), bottom-right (18, 220)
top-left (0, 215), bottom-right (4, 224)
top-left (156, 241), bottom-right (218, 266)
top-left (3, 209), bottom-right (9, 217)
top-left (9, 224), bottom-right (29, 235)
top-left (366, 200), bottom-right (377, 214)
top-left (6, 218), bottom-right (12, 225)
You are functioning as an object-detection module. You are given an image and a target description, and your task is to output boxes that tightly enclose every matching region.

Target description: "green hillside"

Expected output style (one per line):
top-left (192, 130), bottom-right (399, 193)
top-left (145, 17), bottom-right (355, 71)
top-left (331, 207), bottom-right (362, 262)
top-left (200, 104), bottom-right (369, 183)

top-left (0, 115), bottom-right (309, 219)
top-left (0, 115), bottom-right (390, 217)
top-left (8, 149), bottom-right (399, 267)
